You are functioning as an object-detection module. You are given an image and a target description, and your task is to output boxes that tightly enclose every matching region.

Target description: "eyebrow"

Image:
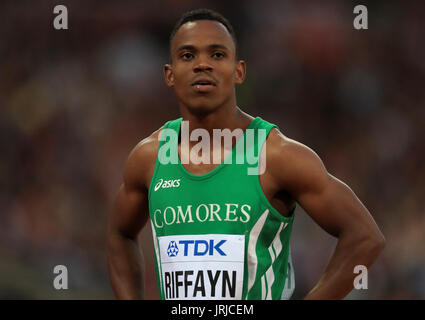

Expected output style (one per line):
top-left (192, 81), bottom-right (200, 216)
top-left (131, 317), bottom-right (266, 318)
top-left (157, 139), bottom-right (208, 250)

top-left (176, 43), bottom-right (230, 52)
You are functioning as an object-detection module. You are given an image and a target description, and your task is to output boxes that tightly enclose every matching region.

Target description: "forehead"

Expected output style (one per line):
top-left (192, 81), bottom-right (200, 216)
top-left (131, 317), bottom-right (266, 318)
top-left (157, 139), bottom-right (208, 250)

top-left (171, 20), bottom-right (235, 52)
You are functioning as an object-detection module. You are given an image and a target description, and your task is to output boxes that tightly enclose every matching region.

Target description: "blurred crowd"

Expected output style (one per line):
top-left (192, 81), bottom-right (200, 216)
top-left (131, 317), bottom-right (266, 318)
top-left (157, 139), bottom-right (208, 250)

top-left (0, 0), bottom-right (424, 299)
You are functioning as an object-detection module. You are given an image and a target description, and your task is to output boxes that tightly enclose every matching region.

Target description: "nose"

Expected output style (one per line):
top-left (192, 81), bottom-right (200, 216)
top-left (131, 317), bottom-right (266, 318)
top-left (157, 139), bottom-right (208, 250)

top-left (194, 62), bottom-right (213, 73)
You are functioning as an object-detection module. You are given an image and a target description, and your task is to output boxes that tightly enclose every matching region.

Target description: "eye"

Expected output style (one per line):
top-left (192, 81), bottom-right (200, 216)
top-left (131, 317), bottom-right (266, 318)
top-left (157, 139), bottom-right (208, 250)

top-left (181, 52), bottom-right (194, 61)
top-left (212, 51), bottom-right (225, 59)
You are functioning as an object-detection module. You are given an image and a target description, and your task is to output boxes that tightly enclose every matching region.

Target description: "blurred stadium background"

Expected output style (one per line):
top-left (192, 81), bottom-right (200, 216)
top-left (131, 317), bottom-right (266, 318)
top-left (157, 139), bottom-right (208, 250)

top-left (0, 0), bottom-right (424, 299)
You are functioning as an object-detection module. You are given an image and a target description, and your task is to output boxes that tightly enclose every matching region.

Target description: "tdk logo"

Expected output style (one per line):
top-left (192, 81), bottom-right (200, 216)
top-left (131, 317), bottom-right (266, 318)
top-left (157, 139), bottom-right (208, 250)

top-left (167, 239), bottom-right (227, 257)
top-left (154, 178), bottom-right (181, 191)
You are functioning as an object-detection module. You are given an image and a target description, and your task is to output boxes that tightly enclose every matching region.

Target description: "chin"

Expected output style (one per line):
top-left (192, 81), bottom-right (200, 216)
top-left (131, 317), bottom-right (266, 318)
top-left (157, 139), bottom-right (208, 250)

top-left (184, 100), bottom-right (220, 116)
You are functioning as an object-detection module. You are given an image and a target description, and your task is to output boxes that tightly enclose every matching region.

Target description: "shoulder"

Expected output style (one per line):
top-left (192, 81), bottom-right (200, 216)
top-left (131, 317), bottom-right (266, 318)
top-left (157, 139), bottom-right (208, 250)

top-left (128, 128), bottom-right (162, 163)
top-left (123, 127), bottom-right (163, 189)
top-left (264, 128), bottom-right (329, 193)
top-left (265, 129), bottom-right (324, 165)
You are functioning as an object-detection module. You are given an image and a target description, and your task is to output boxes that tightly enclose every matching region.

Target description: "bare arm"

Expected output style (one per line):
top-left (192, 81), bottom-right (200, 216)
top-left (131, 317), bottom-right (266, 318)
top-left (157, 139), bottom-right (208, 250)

top-left (267, 132), bottom-right (386, 299)
top-left (107, 135), bottom-right (158, 299)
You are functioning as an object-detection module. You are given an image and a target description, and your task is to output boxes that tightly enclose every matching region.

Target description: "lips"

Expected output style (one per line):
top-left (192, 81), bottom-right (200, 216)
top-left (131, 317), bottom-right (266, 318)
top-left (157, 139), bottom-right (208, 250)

top-left (191, 77), bottom-right (217, 93)
top-left (191, 78), bottom-right (217, 86)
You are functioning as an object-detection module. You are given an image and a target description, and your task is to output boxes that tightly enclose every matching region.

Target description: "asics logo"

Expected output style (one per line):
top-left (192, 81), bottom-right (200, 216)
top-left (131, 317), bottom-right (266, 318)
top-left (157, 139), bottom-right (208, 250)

top-left (154, 178), bottom-right (181, 191)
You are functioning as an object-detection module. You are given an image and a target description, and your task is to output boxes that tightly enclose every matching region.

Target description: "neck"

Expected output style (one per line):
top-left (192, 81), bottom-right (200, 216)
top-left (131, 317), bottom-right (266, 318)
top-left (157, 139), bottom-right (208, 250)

top-left (179, 103), bottom-right (252, 133)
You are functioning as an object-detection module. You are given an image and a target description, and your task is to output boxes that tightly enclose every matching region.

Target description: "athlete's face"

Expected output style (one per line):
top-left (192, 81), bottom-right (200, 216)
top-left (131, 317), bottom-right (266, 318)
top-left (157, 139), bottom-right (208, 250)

top-left (164, 20), bottom-right (246, 115)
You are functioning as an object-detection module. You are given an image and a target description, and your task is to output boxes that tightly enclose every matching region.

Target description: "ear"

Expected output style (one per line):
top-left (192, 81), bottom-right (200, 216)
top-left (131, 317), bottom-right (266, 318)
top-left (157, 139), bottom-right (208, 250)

top-left (164, 64), bottom-right (174, 87)
top-left (234, 60), bottom-right (246, 85)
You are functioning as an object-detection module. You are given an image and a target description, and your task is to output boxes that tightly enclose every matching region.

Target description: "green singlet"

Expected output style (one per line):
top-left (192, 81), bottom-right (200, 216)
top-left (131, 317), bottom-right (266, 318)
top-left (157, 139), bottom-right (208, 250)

top-left (148, 116), bottom-right (296, 300)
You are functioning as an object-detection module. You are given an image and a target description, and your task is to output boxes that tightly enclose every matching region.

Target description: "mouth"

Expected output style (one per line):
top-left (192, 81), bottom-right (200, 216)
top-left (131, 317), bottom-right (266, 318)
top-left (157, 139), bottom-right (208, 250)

top-left (191, 78), bottom-right (217, 92)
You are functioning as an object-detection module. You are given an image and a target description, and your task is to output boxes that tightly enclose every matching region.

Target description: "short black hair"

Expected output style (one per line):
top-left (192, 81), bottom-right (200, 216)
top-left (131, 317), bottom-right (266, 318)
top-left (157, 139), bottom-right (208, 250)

top-left (169, 8), bottom-right (238, 59)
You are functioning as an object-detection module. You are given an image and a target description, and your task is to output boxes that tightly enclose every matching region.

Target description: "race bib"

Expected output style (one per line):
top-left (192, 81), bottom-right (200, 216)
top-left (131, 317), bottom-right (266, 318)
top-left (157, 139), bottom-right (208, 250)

top-left (158, 234), bottom-right (245, 300)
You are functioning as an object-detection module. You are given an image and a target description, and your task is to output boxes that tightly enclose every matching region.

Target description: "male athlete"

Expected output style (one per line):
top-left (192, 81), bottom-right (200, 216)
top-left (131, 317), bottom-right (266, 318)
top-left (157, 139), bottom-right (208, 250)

top-left (107, 9), bottom-right (385, 300)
